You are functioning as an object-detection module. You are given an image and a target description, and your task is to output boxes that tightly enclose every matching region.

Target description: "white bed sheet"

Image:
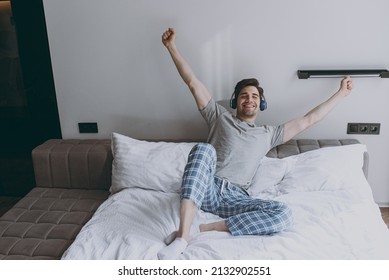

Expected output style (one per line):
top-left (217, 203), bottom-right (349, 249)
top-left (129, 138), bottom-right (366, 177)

top-left (62, 145), bottom-right (389, 260)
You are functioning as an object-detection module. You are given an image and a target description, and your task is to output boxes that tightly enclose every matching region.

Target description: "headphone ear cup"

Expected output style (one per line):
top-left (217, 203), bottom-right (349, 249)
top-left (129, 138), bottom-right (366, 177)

top-left (230, 98), bottom-right (237, 109)
top-left (230, 93), bottom-right (237, 109)
top-left (260, 97), bottom-right (267, 111)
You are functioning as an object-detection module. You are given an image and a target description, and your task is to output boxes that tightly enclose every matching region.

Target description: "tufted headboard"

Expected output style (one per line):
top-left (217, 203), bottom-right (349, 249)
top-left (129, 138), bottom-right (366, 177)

top-left (32, 138), bottom-right (368, 191)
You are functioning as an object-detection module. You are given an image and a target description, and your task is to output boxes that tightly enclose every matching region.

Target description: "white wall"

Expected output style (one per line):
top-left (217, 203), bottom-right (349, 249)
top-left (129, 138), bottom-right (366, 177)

top-left (42, 0), bottom-right (389, 205)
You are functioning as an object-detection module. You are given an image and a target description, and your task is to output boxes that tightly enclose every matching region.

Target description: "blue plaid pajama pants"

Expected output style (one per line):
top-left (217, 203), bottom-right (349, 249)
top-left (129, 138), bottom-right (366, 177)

top-left (181, 143), bottom-right (293, 236)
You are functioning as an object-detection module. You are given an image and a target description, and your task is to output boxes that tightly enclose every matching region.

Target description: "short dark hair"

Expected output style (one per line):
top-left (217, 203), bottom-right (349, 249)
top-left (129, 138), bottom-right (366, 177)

top-left (233, 78), bottom-right (264, 98)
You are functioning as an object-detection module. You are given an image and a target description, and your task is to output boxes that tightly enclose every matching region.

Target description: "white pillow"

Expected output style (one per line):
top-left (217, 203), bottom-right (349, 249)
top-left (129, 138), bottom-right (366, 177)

top-left (278, 144), bottom-right (369, 194)
top-left (110, 133), bottom-right (196, 194)
top-left (249, 144), bottom-right (368, 199)
top-left (248, 157), bottom-right (291, 197)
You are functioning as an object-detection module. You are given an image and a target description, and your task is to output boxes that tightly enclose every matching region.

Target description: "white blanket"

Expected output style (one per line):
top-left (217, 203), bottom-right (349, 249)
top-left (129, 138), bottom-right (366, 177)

top-left (62, 145), bottom-right (389, 259)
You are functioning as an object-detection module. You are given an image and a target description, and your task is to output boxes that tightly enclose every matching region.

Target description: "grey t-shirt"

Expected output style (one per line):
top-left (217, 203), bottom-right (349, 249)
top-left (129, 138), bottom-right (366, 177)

top-left (200, 99), bottom-right (284, 189)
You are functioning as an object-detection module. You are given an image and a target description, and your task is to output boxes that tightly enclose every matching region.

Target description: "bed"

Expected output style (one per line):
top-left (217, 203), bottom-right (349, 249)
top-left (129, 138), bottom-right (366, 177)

top-left (61, 133), bottom-right (389, 259)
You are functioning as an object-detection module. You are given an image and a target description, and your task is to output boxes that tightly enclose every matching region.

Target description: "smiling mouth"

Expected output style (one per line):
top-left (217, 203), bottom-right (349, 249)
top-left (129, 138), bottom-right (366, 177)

top-left (242, 103), bottom-right (256, 109)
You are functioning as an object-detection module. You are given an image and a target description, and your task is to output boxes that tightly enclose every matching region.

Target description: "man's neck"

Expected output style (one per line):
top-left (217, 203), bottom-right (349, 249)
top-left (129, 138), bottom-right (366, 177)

top-left (236, 114), bottom-right (257, 124)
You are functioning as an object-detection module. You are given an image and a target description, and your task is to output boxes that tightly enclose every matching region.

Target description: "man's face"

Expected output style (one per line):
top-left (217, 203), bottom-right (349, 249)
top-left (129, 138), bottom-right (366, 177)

top-left (236, 86), bottom-right (260, 121)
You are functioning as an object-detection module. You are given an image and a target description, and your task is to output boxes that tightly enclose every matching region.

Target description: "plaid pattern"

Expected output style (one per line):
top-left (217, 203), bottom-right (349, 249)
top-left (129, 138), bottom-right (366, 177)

top-left (181, 143), bottom-right (293, 236)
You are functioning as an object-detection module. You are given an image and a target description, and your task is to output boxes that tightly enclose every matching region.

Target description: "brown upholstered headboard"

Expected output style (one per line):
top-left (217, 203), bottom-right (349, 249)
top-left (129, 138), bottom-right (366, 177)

top-left (32, 138), bottom-right (368, 191)
top-left (32, 139), bottom-right (112, 190)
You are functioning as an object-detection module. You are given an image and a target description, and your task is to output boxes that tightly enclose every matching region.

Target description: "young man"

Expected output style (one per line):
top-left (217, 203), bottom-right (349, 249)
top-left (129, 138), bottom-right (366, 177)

top-left (158, 27), bottom-right (353, 259)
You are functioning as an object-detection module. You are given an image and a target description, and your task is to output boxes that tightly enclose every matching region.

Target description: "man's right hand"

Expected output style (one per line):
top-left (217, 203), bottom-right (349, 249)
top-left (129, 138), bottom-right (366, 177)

top-left (161, 27), bottom-right (211, 110)
top-left (162, 27), bottom-right (176, 48)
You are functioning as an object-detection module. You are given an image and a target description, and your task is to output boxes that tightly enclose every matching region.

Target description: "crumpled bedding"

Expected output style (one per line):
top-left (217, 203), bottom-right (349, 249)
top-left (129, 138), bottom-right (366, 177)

top-left (62, 145), bottom-right (389, 259)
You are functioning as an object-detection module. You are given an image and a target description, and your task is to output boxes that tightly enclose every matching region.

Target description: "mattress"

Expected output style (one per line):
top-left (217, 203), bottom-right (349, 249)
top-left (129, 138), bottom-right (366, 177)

top-left (62, 137), bottom-right (389, 260)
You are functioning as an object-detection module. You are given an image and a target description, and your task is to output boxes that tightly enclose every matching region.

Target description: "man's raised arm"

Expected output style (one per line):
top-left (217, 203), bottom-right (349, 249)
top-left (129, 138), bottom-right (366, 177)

top-left (283, 76), bottom-right (353, 142)
top-left (162, 28), bottom-right (211, 110)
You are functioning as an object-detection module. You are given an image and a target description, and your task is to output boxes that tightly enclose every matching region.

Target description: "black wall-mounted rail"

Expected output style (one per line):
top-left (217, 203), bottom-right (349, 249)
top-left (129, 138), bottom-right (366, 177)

top-left (298, 69), bottom-right (389, 79)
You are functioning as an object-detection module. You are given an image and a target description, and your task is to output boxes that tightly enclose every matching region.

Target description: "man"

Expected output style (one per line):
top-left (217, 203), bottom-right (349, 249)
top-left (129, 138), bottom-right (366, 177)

top-left (157, 27), bottom-right (353, 259)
